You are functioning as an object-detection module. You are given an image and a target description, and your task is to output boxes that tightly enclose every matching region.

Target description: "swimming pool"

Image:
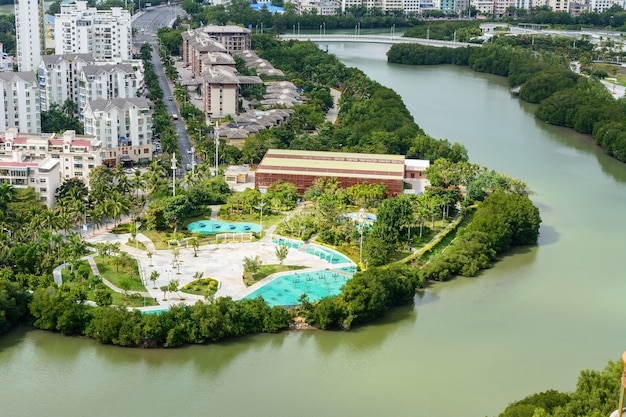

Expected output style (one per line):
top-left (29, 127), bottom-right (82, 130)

top-left (187, 220), bottom-right (262, 235)
top-left (242, 269), bottom-right (353, 307)
top-left (272, 237), bottom-right (304, 249)
top-left (306, 244), bottom-right (352, 264)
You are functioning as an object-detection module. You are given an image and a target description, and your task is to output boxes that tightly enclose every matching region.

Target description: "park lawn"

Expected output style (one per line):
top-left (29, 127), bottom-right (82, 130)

top-left (125, 239), bottom-right (147, 251)
top-left (94, 257), bottom-right (146, 292)
top-left (614, 73), bottom-right (626, 87)
top-left (181, 277), bottom-right (219, 297)
top-left (86, 287), bottom-right (159, 307)
top-left (244, 264), bottom-right (307, 287)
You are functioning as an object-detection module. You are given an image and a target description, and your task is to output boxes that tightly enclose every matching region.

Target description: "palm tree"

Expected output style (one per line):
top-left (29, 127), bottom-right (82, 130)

top-left (106, 192), bottom-right (130, 227)
top-left (150, 270), bottom-right (160, 289)
top-left (0, 182), bottom-right (15, 209)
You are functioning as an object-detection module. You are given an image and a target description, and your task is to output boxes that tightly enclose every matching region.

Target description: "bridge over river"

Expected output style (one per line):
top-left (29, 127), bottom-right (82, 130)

top-left (278, 34), bottom-right (479, 48)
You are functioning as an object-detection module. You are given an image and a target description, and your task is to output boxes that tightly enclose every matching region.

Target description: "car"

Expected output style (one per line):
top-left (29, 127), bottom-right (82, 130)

top-left (185, 164), bottom-right (192, 171)
top-left (168, 96), bottom-right (173, 101)
top-left (186, 149), bottom-right (192, 154)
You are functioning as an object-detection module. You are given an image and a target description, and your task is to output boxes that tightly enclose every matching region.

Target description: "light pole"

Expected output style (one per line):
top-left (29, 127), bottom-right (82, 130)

top-left (171, 153), bottom-right (177, 197)
top-left (297, 22), bottom-right (300, 35)
top-left (190, 146), bottom-right (195, 177)
top-left (320, 24), bottom-right (322, 35)
top-left (323, 21), bottom-right (326, 35)
top-left (258, 200), bottom-right (266, 229)
top-left (358, 208), bottom-right (365, 265)
top-left (391, 24), bottom-right (395, 39)
top-left (214, 121), bottom-right (219, 177)
top-left (135, 221), bottom-right (142, 249)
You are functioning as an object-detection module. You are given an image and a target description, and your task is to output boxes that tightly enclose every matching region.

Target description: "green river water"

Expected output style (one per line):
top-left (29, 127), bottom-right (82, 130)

top-left (1, 42), bottom-right (625, 417)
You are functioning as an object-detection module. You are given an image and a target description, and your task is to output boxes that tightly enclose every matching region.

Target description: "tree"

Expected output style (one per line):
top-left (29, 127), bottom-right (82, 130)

top-left (168, 279), bottom-right (180, 299)
top-left (243, 255), bottom-right (262, 276)
top-left (147, 251), bottom-right (153, 266)
top-left (94, 287), bottom-right (113, 307)
top-left (149, 270), bottom-right (160, 289)
top-left (275, 245), bottom-right (289, 265)
top-left (118, 277), bottom-right (132, 296)
top-left (159, 284), bottom-right (168, 301)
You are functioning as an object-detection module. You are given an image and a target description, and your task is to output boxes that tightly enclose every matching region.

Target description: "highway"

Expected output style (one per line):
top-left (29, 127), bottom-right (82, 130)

top-left (132, 5), bottom-right (193, 177)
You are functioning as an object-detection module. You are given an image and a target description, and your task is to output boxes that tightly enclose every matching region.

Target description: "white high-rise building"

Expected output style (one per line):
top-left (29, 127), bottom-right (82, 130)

top-left (15, 0), bottom-right (44, 72)
top-left (0, 72), bottom-right (41, 134)
top-left (55, 1), bottom-right (132, 62)
top-left (78, 63), bottom-right (144, 119)
top-left (83, 98), bottom-right (153, 165)
top-left (38, 54), bottom-right (95, 112)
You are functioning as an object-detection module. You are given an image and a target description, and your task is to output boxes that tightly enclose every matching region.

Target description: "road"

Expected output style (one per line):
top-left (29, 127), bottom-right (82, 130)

top-left (132, 5), bottom-right (194, 177)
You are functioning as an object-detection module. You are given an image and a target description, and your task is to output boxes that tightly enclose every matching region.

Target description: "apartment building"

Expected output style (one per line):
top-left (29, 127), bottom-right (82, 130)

top-left (78, 63), bottom-right (144, 120)
top-left (189, 25), bottom-right (251, 54)
top-left (38, 54), bottom-right (95, 112)
top-left (0, 128), bottom-right (102, 190)
top-left (0, 72), bottom-right (41, 134)
top-left (15, 0), bottom-right (44, 72)
top-left (55, 1), bottom-right (132, 62)
top-left (0, 159), bottom-right (59, 207)
top-left (83, 97), bottom-right (153, 165)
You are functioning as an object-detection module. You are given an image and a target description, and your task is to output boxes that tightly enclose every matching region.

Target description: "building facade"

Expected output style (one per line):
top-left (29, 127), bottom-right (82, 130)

top-left (78, 63), bottom-right (144, 120)
top-left (83, 97), bottom-right (153, 165)
top-left (0, 72), bottom-right (41, 134)
top-left (0, 128), bottom-right (102, 190)
top-left (15, 0), bottom-right (44, 72)
top-left (55, 1), bottom-right (132, 62)
top-left (0, 159), bottom-right (60, 207)
top-left (255, 149), bottom-right (411, 195)
top-left (38, 54), bottom-right (95, 112)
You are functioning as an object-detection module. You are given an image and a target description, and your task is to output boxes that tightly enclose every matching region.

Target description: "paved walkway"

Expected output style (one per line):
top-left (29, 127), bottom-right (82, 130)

top-left (84, 222), bottom-right (337, 311)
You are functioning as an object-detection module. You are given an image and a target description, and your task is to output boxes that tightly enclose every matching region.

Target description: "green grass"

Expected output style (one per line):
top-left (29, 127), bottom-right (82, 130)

top-left (126, 239), bottom-right (147, 251)
top-left (244, 264), bottom-right (307, 287)
top-left (94, 256), bottom-right (147, 292)
top-left (180, 277), bottom-right (219, 297)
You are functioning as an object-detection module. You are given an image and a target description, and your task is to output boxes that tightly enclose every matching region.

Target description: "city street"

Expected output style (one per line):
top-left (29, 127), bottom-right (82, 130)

top-left (132, 5), bottom-right (194, 176)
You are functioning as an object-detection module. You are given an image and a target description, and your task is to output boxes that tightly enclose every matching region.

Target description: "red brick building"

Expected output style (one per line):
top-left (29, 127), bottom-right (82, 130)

top-left (255, 149), bottom-right (408, 195)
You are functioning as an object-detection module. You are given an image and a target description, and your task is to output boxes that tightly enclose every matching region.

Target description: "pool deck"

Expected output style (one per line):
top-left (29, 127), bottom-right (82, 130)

top-left (86, 230), bottom-right (353, 311)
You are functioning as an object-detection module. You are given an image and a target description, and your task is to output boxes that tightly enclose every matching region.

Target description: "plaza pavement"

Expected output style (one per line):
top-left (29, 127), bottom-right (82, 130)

top-left (86, 226), bottom-right (345, 312)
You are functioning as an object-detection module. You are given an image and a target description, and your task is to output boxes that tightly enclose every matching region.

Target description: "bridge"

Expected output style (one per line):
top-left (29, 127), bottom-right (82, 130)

top-left (278, 34), bottom-right (479, 48)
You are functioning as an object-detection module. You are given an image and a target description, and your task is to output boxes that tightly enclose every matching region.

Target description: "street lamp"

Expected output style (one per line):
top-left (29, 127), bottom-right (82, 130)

top-left (358, 208), bottom-right (365, 265)
top-left (214, 121), bottom-right (219, 177)
top-left (135, 221), bottom-right (142, 249)
top-left (258, 200), bottom-right (266, 229)
top-left (323, 21), bottom-right (326, 35)
top-left (190, 146), bottom-right (195, 177)
top-left (171, 152), bottom-right (177, 197)
top-left (391, 24), bottom-right (395, 39)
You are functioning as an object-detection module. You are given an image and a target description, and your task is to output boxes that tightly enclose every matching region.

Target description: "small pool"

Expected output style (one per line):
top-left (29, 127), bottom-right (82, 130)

top-left (242, 269), bottom-right (353, 307)
top-left (272, 237), bottom-right (304, 249)
top-left (306, 244), bottom-right (352, 264)
top-left (188, 220), bottom-right (262, 235)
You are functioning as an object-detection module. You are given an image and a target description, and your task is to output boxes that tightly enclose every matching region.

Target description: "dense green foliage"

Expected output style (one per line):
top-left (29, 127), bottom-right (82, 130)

top-left (387, 40), bottom-right (626, 162)
top-left (305, 264), bottom-right (423, 330)
top-left (28, 292), bottom-right (291, 347)
top-left (403, 21), bottom-right (482, 42)
top-left (0, 279), bottom-right (31, 335)
top-left (419, 191), bottom-right (541, 282)
top-left (497, 358), bottom-right (623, 417)
top-left (249, 35), bottom-right (468, 162)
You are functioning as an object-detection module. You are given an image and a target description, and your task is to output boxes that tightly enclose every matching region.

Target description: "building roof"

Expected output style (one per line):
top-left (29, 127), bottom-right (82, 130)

top-left (81, 63), bottom-right (135, 76)
top-left (0, 71), bottom-right (38, 83)
top-left (405, 159), bottom-right (430, 170)
top-left (256, 149), bottom-right (406, 182)
top-left (87, 97), bottom-right (151, 112)
top-left (41, 53), bottom-right (95, 66)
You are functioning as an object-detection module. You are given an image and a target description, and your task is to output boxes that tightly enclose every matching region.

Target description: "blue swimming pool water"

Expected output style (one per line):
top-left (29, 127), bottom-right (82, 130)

top-left (187, 220), bottom-right (262, 235)
top-left (305, 244), bottom-right (352, 264)
top-left (243, 269), bottom-right (352, 307)
top-left (272, 238), bottom-right (304, 249)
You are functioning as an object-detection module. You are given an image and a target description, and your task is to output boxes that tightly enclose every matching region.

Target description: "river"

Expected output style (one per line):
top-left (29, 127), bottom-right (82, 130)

top-left (1, 42), bottom-right (625, 417)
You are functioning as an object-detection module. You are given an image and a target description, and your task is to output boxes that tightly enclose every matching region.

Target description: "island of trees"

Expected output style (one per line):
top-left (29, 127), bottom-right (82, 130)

top-left (388, 25), bottom-right (626, 162)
